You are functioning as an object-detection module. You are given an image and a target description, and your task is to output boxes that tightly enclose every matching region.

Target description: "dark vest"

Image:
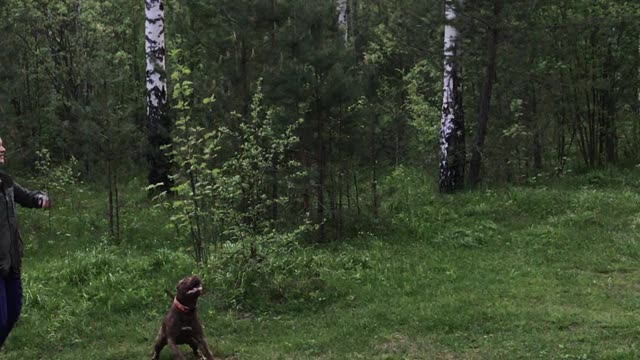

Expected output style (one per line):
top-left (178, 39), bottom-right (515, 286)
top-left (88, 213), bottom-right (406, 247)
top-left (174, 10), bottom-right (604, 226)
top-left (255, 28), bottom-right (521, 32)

top-left (0, 171), bottom-right (24, 278)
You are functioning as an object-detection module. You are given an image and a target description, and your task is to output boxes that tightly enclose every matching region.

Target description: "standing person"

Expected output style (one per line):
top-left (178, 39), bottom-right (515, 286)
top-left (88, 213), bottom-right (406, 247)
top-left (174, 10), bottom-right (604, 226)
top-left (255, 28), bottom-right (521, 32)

top-left (0, 137), bottom-right (51, 349)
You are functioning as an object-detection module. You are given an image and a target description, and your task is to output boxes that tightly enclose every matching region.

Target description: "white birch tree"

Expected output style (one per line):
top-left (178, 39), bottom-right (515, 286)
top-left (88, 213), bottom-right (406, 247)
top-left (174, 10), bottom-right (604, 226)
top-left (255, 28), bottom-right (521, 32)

top-left (439, 0), bottom-right (465, 192)
top-left (145, 0), bottom-right (171, 191)
top-left (337, 0), bottom-right (348, 45)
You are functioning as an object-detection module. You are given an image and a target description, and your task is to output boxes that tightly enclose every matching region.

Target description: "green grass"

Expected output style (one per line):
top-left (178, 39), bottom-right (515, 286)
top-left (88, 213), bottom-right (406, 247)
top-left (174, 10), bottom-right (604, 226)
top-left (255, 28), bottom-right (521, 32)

top-left (4, 171), bottom-right (640, 359)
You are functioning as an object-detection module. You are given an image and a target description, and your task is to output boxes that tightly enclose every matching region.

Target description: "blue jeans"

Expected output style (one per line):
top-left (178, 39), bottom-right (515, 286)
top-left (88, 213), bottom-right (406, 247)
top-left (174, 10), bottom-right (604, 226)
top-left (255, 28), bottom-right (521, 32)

top-left (0, 276), bottom-right (22, 349)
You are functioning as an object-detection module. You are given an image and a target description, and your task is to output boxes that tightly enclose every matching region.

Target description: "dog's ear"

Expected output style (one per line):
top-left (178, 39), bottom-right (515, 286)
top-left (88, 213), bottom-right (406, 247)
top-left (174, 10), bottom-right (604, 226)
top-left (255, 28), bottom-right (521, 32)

top-left (176, 278), bottom-right (185, 290)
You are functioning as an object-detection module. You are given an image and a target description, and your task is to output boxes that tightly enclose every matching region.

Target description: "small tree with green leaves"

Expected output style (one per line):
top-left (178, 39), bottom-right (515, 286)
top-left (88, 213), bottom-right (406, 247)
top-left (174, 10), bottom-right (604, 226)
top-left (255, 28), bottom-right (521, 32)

top-left (156, 63), bottom-right (322, 309)
top-left (34, 148), bottom-right (81, 230)
top-left (156, 58), bottom-right (303, 264)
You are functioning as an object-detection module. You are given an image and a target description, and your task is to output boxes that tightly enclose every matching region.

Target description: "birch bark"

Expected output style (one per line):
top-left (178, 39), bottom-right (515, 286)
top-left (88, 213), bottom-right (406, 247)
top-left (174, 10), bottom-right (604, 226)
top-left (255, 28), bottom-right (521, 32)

top-left (145, 0), bottom-right (171, 191)
top-left (439, 0), bottom-right (465, 192)
top-left (337, 0), bottom-right (348, 45)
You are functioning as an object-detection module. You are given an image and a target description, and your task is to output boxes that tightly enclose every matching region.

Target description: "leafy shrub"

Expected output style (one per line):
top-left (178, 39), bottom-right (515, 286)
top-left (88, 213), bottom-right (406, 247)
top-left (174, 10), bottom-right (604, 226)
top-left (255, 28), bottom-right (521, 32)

top-left (152, 60), bottom-right (324, 311)
top-left (156, 64), bottom-right (302, 263)
top-left (206, 226), bottom-right (332, 312)
top-left (34, 148), bottom-right (81, 193)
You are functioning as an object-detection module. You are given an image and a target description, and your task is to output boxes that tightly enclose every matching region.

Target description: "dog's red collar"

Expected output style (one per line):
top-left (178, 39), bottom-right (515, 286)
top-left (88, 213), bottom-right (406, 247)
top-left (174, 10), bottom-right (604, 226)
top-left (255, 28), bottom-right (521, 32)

top-left (173, 297), bottom-right (195, 313)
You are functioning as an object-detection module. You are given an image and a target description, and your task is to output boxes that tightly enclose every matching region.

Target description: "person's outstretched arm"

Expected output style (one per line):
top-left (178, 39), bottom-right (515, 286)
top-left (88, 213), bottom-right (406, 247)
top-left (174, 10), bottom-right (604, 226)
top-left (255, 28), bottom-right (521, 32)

top-left (14, 183), bottom-right (51, 209)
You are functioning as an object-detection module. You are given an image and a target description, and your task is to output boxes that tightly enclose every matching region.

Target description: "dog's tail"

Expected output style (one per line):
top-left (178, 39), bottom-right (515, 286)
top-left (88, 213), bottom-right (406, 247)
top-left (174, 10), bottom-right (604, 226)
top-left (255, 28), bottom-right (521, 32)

top-left (164, 289), bottom-right (174, 299)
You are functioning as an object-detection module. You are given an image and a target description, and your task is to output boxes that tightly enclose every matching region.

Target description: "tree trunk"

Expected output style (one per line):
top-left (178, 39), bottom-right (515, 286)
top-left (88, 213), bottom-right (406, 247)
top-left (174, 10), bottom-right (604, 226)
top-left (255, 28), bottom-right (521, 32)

top-left (317, 126), bottom-right (326, 243)
top-left (346, 168), bottom-right (351, 210)
top-left (354, 171), bottom-right (361, 216)
top-left (351, 0), bottom-right (360, 57)
top-left (271, 157), bottom-right (278, 221)
top-left (370, 114), bottom-right (379, 218)
top-left (337, 0), bottom-right (348, 46)
top-left (635, 34), bottom-right (640, 156)
top-left (439, 0), bottom-right (466, 192)
top-left (469, 0), bottom-right (500, 187)
top-left (531, 88), bottom-right (543, 172)
top-left (108, 158), bottom-right (114, 240)
top-left (603, 42), bottom-right (617, 164)
top-left (145, 0), bottom-right (172, 192)
top-left (338, 170), bottom-right (343, 238)
top-left (315, 74), bottom-right (326, 243)
top-left (114, 170), bottom-right (120, 244)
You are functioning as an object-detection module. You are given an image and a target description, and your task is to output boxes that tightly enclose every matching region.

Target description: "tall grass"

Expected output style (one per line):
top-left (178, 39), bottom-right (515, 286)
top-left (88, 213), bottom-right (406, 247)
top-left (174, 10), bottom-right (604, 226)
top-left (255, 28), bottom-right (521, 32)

top-left (5, 169), bottom-right (640, 359)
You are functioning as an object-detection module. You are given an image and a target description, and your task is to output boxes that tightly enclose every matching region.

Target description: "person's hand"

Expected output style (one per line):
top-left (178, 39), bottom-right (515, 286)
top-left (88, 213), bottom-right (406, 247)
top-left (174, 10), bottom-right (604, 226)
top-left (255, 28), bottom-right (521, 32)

top-left (37, 194), bottom-right (52, 209)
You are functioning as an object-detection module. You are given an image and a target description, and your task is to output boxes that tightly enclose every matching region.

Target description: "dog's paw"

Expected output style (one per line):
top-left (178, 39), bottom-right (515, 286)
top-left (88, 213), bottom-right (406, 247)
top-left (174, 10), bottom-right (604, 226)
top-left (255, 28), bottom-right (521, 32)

top-left (194, 351), bottom-right (213, 360)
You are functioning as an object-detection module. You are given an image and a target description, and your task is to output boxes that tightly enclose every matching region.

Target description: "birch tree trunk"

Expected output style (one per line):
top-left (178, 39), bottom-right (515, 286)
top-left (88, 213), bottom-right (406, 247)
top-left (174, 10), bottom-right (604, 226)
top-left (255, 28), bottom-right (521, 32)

top-left (635, 34), bottom-right (640, 156)
top-left (439, 0), bottom-right (465, 192)
top-left (337, 0), bottom-right (348, 45)
top-left (145, 0), bottom-right (171, 192)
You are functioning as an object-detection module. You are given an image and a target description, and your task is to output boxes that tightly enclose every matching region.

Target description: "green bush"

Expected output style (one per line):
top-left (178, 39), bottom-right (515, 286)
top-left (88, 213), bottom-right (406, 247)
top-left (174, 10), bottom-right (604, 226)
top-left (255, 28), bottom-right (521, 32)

top-left (151, 64), bottom-right (325, 312)
top-left (206, 227), bottom-right (332, 312)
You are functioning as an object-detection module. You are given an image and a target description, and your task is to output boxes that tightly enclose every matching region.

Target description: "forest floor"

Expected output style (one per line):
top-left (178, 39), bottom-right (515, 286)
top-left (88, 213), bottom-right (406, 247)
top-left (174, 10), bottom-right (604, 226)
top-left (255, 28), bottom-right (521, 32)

top-left (3, 170), bottom-right (640, 359)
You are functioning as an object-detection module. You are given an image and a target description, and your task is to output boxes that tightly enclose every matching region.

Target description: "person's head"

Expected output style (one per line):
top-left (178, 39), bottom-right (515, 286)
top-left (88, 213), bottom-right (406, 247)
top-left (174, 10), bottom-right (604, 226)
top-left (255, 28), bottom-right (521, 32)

top-left (0, 137), bottom-right (5, 165)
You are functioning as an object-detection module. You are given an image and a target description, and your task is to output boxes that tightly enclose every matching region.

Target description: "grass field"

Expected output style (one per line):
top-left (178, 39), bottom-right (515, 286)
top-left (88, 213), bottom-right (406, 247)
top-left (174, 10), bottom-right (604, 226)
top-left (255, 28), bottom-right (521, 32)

top-left (3, 169), bottom-right (640, 359)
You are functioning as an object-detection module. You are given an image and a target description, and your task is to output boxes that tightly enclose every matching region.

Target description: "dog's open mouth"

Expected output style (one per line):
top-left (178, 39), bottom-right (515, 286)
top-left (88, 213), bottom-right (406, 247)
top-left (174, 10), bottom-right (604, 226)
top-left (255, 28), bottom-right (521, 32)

top-left (185, 276), bottom-right (203, 295)
top-left (187, 284), bottom-right (203, 294)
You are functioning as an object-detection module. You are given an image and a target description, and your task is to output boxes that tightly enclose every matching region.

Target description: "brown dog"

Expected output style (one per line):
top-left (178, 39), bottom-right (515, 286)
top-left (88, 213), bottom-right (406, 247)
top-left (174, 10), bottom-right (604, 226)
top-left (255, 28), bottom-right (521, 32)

top-left (151, 275), bottom-right (215, 360)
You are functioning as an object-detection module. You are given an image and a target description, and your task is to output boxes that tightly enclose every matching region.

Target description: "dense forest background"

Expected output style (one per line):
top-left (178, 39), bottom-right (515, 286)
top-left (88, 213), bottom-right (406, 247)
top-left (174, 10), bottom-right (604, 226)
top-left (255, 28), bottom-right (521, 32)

top-left (3, 1), bottom-right (640, 358)
top-left (1, 0), bottom-right (640, 242)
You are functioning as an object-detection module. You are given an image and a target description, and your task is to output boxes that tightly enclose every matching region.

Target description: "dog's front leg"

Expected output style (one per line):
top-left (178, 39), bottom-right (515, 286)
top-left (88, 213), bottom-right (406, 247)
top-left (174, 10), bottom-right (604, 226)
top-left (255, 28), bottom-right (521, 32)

top-left (167, 338), bottom-right (187, 360)
top-left (197, 338), bottom-right (215, 360)
top-left (151, 329), bottom-right (167, 360)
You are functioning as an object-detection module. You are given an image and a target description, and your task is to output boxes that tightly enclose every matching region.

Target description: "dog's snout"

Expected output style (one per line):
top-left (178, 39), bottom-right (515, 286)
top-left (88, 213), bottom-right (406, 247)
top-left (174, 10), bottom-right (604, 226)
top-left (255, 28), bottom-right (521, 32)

top-left (187, 285), bottom-right (203, 295)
